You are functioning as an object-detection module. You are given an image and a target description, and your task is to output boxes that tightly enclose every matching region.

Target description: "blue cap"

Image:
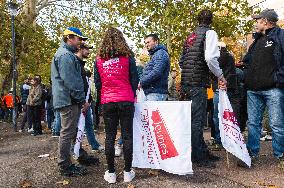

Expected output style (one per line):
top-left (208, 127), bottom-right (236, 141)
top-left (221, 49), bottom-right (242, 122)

top-left (63, 27), bottom-right (88, 40)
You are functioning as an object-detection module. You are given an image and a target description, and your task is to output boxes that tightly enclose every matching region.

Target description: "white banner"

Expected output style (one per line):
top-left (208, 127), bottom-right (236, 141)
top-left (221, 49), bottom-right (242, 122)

top-left (74, 77), bottom-right (91, 158)
top-left (218, 90), bottom-right (251, 167)
top-left (133, 101), bottom-right (193, 175)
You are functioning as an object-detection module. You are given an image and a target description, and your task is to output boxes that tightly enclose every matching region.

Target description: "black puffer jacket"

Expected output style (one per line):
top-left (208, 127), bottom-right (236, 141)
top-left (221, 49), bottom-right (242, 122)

top-left (179, 25), bottom-right (211, 91)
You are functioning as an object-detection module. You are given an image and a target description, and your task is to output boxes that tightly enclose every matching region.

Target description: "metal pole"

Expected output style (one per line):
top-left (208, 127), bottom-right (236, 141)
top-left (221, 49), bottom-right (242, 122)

top-left (11, 14), bottom-right (17, 131)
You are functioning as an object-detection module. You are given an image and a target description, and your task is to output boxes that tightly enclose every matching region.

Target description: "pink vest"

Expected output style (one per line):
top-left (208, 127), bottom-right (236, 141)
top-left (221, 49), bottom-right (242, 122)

top-left (96, 56), bottom-right (134, 104)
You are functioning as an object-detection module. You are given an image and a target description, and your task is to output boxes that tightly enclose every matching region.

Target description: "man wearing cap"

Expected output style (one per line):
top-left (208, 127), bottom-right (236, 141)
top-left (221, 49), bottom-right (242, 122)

top-left (73, 43), bottom-right (103, 165)
top-left (51, 27), bottom-right (89, 176)
top-left (242, 9), bottom-right (284, 168)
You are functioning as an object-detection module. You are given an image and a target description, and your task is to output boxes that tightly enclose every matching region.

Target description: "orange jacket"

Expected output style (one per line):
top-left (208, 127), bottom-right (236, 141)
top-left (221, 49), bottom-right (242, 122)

top-left (2, 94), bottom-right (19, 108)
top-left (207, 85), bottom-right (214, 100)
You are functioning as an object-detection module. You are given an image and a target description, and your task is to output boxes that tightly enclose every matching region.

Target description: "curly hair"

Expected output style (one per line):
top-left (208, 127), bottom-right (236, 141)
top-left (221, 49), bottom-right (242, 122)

top-left (98, 27), bottom-right (134, 59)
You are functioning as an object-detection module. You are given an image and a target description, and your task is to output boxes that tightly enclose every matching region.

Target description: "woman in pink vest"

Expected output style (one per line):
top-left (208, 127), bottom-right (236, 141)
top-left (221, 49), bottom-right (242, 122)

top-left (94, 27), bottom-right (138, 184)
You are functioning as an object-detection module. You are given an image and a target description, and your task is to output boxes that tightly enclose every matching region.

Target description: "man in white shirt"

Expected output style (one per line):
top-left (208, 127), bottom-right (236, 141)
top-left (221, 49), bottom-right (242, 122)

top-left (179, 9), bottom-right (227, 168)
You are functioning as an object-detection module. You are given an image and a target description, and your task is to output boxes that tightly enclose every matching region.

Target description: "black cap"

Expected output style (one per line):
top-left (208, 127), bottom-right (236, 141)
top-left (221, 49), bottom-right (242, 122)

top-left (252, 9), bottom-right (278, 22)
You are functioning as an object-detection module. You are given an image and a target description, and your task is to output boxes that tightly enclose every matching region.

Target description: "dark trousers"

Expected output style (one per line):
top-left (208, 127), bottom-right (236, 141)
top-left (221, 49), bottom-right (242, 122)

top-left (102, 102), bottom-right (134, 173)
top-left (29, 105), bottom-right (42, 134)
top-left (207, 99), bottom-right (215, 138)
top-left (20, 105), bottom-right (32, 130)
top-left (185, 87), bottom-right (209, 162)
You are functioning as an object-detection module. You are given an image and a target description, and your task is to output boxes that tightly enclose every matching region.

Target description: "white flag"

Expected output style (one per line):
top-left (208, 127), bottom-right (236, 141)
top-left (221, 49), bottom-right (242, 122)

top-left (218, 90), bottom-right (251, 167)
top-left (74, 77), bottom-right (91, 158)
top-left (133, 101), bottom-right (193, 175)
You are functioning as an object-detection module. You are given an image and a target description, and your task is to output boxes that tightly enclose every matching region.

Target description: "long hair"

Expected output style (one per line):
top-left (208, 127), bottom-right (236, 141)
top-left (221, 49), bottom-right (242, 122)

top-left (98, 27), bottom-right (133, 59)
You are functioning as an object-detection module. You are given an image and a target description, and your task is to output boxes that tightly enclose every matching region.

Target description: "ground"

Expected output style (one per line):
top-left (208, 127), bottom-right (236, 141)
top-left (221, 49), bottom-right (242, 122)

top-left (0, 120), bottom-right (283, 188)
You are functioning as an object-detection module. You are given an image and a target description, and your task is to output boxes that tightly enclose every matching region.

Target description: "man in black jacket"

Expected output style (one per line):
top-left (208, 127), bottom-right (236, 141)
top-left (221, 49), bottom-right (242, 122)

top-left (243, 9), bottom-right (284, 168)
top-left (211, 43), bottom-right (239, 150)
top-left (179, 10), bottom-right (227, 168)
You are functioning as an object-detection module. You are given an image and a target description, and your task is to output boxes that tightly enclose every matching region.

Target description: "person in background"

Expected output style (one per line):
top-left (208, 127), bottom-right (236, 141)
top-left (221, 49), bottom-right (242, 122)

top-left (19, 77), bottom-right (31, 132)
top-left (26, 75), bottom-right (43, 136)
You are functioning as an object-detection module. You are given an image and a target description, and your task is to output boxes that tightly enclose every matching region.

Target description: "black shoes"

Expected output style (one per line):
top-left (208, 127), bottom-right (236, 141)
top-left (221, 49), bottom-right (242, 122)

top-left (78, 156), bottom-right (100, 166)
top-left (60, 164), bottom-right (87, 177)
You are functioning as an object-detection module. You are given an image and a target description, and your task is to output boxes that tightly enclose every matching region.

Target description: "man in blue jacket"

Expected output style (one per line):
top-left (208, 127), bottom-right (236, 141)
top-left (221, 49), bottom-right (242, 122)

top-left (242, 9), bottom-right (284, 169)
top-left (140, 34), bottom-right (170, 101)
top-left (51, 27), bottom-right (89, 176)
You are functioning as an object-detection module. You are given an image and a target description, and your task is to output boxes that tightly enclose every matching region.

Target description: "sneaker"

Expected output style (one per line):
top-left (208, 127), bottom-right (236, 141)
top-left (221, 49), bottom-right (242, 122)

top-left (52, 132), bottom-right (60, 138)
top-left (104, 171), bottom-right (116, 184)
top-left (260, 134), bottom-right (272, 141)
top-left (60, 164), bottom-right (87, 177)
top-left (77, 156), bottom-right (100, 166)
top-left (27, 128), bottom-right (34, 133)
top-left (18, 129), bottom-right (23, 133)
top-left (115, 145), bottom-right (122, 157)
top-left (92, 146), bottom-right (104, 152)
top-left (124, 169), bottom-right (135, 182)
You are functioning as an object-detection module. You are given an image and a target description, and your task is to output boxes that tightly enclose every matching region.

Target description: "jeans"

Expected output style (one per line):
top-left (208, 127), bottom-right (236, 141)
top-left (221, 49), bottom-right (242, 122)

top-left (184, 87), bottom-right (209, 162)
top-left (247, 88), bottom-right (284, 158)
top-left (102, 102), bottom-right (134, 173)
top-left (85, 107), bottom-right (101, 150)
top-left (213, 90), bottom-right (240, 145)
top-left (47, 106), bottom-right (54, 129)
top-left (58, 104), bottom-right (81, 169)
top-left (53, 110), bottom-right (61, 134)
top-left (145, 93), bottom-right (168, 101)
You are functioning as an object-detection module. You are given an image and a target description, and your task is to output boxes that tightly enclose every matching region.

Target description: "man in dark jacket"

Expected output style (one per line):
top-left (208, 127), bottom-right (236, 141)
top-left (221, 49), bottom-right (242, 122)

top-left (179, 10), bottom-right (227, 168)
top-left (74, 43), bottom-right (101, 166)
top-left (140, 34), bottom-right (170, 101)
top-left (211, 43), bottom-right (239, 149)
top-left (51, 27), bottom-right (89, 176)
top-left (242, 9), bottom-right (284, 168)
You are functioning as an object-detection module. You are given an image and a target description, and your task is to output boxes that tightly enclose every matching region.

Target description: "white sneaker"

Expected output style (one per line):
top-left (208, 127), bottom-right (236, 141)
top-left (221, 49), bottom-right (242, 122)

top-left (115, 145), bottom-right (122, 157)
top-left (104, 171), bottom-right (116, 184)
top-left (27, 128), bottom-right (33, 133)
top-left (124, 169), bottom-right (135, 182)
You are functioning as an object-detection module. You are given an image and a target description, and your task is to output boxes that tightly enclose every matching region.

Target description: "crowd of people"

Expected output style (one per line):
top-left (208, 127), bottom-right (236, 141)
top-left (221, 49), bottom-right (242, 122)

top-left (1, 8), bottom-right (283, 184)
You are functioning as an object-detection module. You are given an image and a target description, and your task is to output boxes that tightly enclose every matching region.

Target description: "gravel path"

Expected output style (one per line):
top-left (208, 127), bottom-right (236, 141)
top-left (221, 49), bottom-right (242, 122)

top-left (0, 120), bottom-right (283, 188)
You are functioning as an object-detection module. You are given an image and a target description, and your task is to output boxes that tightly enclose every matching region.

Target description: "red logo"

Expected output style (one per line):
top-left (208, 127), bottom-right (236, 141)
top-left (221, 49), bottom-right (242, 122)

top-left (151, 110), bottom-right (179, 160)
top-left (223, 109), bottom-right (239, 126)
top-left (186, 33), bottom-right (197, 47)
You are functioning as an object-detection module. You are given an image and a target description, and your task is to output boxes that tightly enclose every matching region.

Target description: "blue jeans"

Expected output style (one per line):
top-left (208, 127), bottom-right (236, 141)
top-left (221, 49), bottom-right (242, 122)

top-left (85, 107), bottom-right (101, 150)
top-left (145, 93), bottom-right (168, 101)
top-left (213, 90), bottom-right (240, 145)
top-left (53, 110), bottom-right (61, 134)
top-left (185, 87), bottom-right (208, 162)
top-left (47, 107), bottom-right (54, 129)
top-left (247, 88), bottom-right (284, 158)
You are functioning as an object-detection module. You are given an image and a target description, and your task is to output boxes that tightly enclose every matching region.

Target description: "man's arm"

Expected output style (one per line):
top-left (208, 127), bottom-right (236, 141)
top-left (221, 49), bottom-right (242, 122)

top-left (205, 30), bottom-right (223, 79)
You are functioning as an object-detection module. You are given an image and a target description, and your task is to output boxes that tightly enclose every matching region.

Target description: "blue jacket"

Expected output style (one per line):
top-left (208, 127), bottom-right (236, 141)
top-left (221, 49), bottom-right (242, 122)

top-left (141, 44), bottom-right (170, 95)
top-left (51, 41), bottom-right (85, 109)
top-left (243, 27), bottom-right (284, 88)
